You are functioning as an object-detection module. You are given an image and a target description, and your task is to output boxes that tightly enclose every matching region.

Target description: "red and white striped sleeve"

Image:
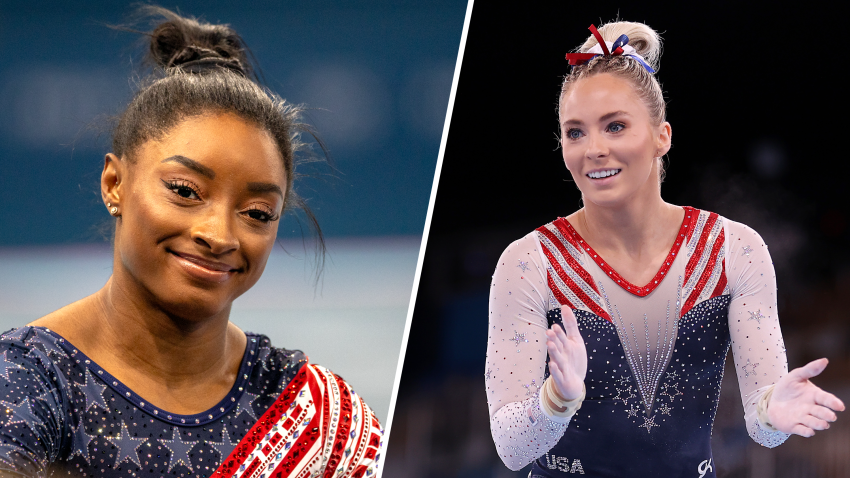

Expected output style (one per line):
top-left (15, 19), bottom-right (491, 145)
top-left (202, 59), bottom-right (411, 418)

top-left (212, 363), bottom-right (383, 478)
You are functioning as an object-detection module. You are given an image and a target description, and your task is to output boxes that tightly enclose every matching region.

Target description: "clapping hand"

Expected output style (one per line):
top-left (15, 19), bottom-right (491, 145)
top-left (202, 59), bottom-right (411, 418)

top-left (768, 358), bottom-right (845, 437)
top-left (545, 308), bottom-right (588, 401)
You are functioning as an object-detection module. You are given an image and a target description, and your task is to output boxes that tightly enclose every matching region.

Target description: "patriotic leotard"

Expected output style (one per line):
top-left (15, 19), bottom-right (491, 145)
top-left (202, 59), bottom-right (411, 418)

top-left (0, 328), bottom-right (382, 478)
top-left (486, 207), bottom-right (790, 476)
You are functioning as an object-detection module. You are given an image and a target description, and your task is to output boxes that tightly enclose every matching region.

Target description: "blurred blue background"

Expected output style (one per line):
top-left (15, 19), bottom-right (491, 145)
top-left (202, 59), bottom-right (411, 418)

top-left (0, 0), bottom-right (469, 424)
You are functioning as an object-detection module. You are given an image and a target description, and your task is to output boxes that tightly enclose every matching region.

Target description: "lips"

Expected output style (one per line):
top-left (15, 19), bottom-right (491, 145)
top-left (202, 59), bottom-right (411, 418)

top-left (169, 250), bottom-right (240, 283)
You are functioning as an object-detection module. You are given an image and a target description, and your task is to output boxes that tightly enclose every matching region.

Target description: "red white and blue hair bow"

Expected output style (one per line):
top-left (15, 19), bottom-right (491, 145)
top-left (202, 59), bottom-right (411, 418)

top-left (565, 24), bottom-right (655, 73)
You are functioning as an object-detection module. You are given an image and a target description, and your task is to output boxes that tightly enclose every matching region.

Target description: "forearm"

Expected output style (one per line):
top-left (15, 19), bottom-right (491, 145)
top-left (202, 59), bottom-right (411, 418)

top-left (743, 384), bottom-right (790, 448)
top-left (490, 389), bottom-right (568, 470)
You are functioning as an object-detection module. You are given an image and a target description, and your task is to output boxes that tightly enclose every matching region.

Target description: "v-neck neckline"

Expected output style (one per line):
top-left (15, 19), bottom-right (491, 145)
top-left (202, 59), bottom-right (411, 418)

top-left (558, 206), bottom-right (696, 297)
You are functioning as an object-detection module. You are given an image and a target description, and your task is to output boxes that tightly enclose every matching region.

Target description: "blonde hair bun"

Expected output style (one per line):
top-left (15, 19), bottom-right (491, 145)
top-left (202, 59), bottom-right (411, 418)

top-left (579, 21), bottom-right (661, 72)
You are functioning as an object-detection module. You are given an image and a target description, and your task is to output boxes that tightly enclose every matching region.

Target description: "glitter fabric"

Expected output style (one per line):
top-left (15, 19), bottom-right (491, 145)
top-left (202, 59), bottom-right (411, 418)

top-left (486, 208), bottom-right (790, 475)
top-left (0, 326), bottom-right (382, 477)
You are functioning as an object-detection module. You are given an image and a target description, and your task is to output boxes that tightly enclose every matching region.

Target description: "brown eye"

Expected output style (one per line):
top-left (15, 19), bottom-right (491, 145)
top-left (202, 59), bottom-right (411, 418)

top-left (246, 208), bottom-right (279, 223)
top-left (176, 186), bottom-right (195, 198)
top-left (248, 210), bottom-right (269, 221)
top-left (162, 179), bottom-right (201, 200)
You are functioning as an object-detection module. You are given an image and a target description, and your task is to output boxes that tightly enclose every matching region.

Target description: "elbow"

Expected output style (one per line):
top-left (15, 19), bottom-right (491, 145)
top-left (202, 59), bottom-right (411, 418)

top-left (490, 421), bottom-right (536, 471)
top-left (496, 448), bottom-right (530, 471)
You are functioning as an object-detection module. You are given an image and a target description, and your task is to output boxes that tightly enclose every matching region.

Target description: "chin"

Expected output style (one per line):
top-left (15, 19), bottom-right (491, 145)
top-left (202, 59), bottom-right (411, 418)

top-left (152, 281), bottom-right (244, 322)
top-left (581, 190), bottom-right (631, 209)
top-left (162, 296), bottom-right (232, 322)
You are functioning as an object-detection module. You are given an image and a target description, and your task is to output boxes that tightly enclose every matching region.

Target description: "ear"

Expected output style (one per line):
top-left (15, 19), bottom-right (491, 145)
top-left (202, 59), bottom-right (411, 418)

top-left (655, 121), bottom-right (672, 157)
top-left (101, 153), bottom-right (124, 208)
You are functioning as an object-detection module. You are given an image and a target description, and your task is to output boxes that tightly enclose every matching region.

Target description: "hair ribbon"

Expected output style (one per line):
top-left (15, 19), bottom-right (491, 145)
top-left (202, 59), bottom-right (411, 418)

top-left (565, 24), bottom-right (656, 73)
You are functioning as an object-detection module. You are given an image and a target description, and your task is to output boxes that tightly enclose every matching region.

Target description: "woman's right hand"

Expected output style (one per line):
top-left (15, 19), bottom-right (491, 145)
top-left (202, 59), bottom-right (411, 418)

top-left (546, 308), bottom-right (588, 400)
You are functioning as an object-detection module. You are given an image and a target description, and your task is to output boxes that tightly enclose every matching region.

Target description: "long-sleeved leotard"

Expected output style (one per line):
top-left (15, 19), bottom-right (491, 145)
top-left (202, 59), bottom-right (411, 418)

top-left (485, 207), bottom-right (790, 476)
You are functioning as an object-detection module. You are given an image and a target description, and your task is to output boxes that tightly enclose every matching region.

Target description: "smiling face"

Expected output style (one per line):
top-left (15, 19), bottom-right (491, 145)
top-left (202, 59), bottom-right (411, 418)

top-left (559, 73), bottom-right (671, 208)
top-left (103, 113), bottom-right (286, 321)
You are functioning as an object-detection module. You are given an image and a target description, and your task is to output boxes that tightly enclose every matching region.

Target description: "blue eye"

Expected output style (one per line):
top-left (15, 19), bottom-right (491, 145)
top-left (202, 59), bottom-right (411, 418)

top-left (608, 122), bottom-right (625, 133)
top-left (566, 128), bottom-right (584, 140)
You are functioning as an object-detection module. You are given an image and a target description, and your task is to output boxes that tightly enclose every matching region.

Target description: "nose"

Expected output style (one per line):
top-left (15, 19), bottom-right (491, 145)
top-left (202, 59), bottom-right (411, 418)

top-left (191, 207), bottom-right (239, 255)
top-left (585, 131), bottom-right (608, 160)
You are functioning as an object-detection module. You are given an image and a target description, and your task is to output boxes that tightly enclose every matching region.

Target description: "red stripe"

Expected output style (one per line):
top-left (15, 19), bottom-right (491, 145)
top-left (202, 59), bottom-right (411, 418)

top-left (547, 219), bottom-right (584, 251)
top-left (682, 228), bottom-right (725, 316)
top-left (317, 368), bottom-right (332, 445)
top-left (341, 390), bottom-right (370, 476)
top-left (244, 457), bottom-right (262, 477)
top-left (539, 240), bottom-right (610, 321)
top-left (323, 374), bottom-right (354, 478)
top-left (212, 364), bottom-right (311, 478)
top-left (269, 367), bottom-right (325, 477)
top-left (684, 212), bottom-right (718, 284)
top-left (546, 273), bottom-right (575, 309)
top-left (270, 404), bottom-right (323, 477)
top-left (710, 260), bottom-right (727, 298)
top-left (540, 224), bottom-right (599, 294)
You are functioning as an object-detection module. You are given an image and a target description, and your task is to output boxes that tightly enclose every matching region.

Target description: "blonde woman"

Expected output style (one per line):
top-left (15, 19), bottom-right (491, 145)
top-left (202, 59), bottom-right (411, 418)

top-left (485, 21), bottom-right (844, 477)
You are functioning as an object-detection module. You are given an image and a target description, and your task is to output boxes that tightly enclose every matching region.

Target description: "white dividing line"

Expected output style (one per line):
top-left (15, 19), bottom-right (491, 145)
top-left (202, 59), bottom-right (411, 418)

top-left (376, 1), bottom-right (475, 476)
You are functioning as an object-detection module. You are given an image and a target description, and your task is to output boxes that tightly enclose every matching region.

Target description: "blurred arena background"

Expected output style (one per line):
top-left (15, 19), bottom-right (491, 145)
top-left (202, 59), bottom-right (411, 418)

top-left (0, 0), bottom-right (468, 424)
top-left (385, 3), bottom-right (850, 478)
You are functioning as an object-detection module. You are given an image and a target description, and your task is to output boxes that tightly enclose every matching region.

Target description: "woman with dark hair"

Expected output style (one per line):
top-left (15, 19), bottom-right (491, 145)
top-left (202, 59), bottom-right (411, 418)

top-left (485, 21), bottom-right (844, 477)
top-left (0, 8), bottom-right (381, 478)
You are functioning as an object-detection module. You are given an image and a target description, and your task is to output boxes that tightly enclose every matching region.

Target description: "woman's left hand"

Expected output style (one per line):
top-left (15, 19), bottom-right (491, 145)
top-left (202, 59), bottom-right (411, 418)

top-left (767, 358), bottom-right (846, 437)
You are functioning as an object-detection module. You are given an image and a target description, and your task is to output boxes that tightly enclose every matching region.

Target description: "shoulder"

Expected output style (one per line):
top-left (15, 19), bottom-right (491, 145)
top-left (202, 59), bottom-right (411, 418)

top-left (245, 334), bottom-right (309, 394)
top-left (497, 231), bottom-right (540, 263)
top-left (0, 327), bottom-right (73, 473)
top-left (497, 215), bottom-right (580, 265)
top-left (0, 326), bottom-right (68, 376)
top-left (720, 216), bottom-right (768, 246)
top-left (493, 230), bottom-right (551, 286)
top-left (217, 359), bottom-right (384, 478)
top-left (249, 334), bottom-right (308, 368)
top-left (682, 207), bottom-right (762, 239)
top-left (298, 363), bottom-right (384, 473)
top-left (293, 362), bottom-right (376, 419)
top-left (683, 207), bottom-right (768, 253)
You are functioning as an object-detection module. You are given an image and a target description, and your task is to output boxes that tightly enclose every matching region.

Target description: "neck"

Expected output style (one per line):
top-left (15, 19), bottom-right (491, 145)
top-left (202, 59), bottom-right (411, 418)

top-left (89, 272), bottom-right (241, 389)
top-left (577, 169), bottom-right (678, 256)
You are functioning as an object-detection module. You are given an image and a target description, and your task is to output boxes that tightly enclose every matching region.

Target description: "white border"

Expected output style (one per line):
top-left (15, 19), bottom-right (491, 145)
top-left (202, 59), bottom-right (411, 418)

top-left (376, 1), bottom-right (475, 475)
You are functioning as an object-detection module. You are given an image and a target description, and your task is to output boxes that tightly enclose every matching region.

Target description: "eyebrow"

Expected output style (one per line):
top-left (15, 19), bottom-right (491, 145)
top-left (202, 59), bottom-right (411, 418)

top-left (161, 155), bottom-right (216, 179)
top-left (247, 182), bottom-right (284, 198)
top-left (562, 110), bottom-right (632, 127)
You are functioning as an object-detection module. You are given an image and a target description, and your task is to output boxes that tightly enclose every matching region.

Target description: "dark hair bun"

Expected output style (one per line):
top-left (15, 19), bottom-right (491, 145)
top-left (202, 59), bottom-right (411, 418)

top-left (144, 6), bottom-right (251, 76)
